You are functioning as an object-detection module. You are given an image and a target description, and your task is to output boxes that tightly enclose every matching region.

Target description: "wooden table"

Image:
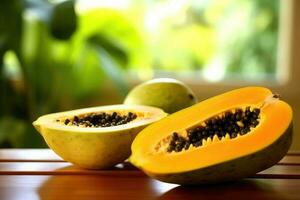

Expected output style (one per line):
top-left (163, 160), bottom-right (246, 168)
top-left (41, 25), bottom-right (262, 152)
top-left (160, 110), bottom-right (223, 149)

top-left (0, 149), bottom-right (300, 200)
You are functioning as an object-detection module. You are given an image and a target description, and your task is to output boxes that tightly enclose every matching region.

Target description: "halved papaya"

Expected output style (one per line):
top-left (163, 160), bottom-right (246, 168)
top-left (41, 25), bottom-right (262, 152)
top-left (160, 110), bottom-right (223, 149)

top-left (33, 105), bottom-right (167, 169)
top-left (130, 87), bottom-right (293, 184)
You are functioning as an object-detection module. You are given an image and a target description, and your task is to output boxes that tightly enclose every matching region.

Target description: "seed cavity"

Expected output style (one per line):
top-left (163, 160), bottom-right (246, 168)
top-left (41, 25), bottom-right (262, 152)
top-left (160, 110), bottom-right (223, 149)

top-left (57, 112), bottom-right (137, 128)
top-left (164, 107), bottom-right (261, 153)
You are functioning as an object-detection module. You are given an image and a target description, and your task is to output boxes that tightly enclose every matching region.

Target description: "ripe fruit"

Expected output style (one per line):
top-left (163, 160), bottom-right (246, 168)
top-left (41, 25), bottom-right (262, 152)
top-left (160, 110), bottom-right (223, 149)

top-left (124, 78), bottom-right (197, 113)
top-left (130, 87), bottom-right (293, 184)
top-left (33, 105), bottom-right (167, 169)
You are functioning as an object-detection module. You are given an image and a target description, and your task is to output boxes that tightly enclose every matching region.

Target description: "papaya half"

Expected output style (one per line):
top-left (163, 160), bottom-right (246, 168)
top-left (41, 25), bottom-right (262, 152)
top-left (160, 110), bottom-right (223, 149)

top-left (130, 87), bottom-right (293, 184)
top-left (33, 105), bottom-right (167, 169)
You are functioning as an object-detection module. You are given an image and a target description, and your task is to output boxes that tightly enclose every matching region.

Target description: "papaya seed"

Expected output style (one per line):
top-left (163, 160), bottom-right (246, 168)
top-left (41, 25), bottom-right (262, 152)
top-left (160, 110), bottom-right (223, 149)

top-left (64, 119), bottom-right (70, 125)
top-left (166, 107), bottom-right (261, 153)
top-left (59, 111), bottom-right (138, 128)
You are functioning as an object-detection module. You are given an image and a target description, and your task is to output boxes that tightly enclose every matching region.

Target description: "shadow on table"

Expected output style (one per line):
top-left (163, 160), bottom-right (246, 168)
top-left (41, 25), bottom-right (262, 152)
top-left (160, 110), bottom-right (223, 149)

top-left (158, 179), bottom-right (291, 200)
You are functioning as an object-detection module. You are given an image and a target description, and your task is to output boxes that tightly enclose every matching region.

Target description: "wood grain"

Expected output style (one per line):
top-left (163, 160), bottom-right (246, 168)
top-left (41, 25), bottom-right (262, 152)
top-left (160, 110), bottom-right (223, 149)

top-left (0, 149), bottom-right (300, 200)
top-left (278, 155), bottom-right (300, 165)
top-left (1, 175), bottom-right (300, 200)
top-left (0, 149), bottom-right (63, 162)
top-left (0, 149), bottom-right (299, 164)
top-left (0, 161), bottom-right (299, 179)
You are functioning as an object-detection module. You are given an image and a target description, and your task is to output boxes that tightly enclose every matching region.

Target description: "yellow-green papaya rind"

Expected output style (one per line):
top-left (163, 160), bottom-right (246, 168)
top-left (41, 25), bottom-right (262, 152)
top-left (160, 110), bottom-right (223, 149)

top-left (124, 78), bottom-right (197, 113)
top-left (33, 105), bottom-right (168, 169)
top-left (39, 125), bottom-right (146, 169)
top-left (143, 123), bottom-right (292, 185)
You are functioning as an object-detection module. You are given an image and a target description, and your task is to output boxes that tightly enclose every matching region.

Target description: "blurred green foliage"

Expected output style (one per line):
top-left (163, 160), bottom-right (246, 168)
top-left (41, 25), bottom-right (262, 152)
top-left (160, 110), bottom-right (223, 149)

top-left (129, 0), bottom-right (279, 80)
top-left (0, 0), bottom-right (135, 147)
top-left (0, 0), bottom-right (279, 147)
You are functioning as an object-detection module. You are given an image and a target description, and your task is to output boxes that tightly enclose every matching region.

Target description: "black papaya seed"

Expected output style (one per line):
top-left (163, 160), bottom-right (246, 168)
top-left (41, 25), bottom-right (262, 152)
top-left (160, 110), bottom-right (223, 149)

top-left (64, 119), bottom-right (70, 125)
top-left (167, 106), bottom-right (261, 153)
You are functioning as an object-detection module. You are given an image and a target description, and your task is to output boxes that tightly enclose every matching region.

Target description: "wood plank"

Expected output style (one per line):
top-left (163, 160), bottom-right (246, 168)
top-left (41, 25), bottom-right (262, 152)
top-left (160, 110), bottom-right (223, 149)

top-left (0, 149), bottom-right (63, 162)
top-left (278, 155), bottom-right (300, 165)
top-left (0, 162), bottom-right (300, 179)
top-left (255, 165), bottom-right (300, 179)
top-left (0, 149), bottom-right (299, 165)
top-left (0, 175), bottom-right (300, 200)
top-left (0, 162), bottom-right (140, 175)
top-left (287, 151), bottom-right (300, 156)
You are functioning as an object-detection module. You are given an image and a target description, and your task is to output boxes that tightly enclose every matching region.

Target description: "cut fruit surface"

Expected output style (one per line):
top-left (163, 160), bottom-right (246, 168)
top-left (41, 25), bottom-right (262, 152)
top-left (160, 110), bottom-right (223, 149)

top-left (130, 87), bottom-right (293, 184)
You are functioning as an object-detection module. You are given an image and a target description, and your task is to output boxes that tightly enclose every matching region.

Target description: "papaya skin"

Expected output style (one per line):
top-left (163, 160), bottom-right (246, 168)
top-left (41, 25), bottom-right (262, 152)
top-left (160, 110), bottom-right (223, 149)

top-left (124, 78), bottom-right (197, 113)
top-left (129, 87), bottom-right (293, 184)
top-left (38, 125), bottom-right (146, 169)
top-left (33, 105), bottom-right (167, 169)
top-left (143, 124), bottom-right (292, 185)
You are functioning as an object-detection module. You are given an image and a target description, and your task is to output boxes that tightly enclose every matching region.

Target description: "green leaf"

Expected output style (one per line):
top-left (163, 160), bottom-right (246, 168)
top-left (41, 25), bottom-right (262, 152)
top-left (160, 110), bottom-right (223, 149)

top-left (49, 0), bottom-right (77, 40)
top-left (88, 41), bottom-right (129, 97)
top-left (0, 0), bottom-right (23, 54)
top-left (76, 9), bottom-right (145, 69)
top-left (25, 0), bottom-right (77, 40)
top-left (88, 34), bottom-right (128, 68)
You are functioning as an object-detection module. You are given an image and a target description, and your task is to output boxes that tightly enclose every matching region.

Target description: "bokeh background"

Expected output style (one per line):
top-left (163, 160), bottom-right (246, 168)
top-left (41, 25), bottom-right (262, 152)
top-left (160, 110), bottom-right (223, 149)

top-left (1, 0), bottom-right (299, 149)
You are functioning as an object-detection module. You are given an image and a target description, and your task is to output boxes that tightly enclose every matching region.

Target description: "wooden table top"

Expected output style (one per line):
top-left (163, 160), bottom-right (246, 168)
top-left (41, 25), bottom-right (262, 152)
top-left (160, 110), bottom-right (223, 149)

top-left (0, 149), bottom-right (300, 200)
